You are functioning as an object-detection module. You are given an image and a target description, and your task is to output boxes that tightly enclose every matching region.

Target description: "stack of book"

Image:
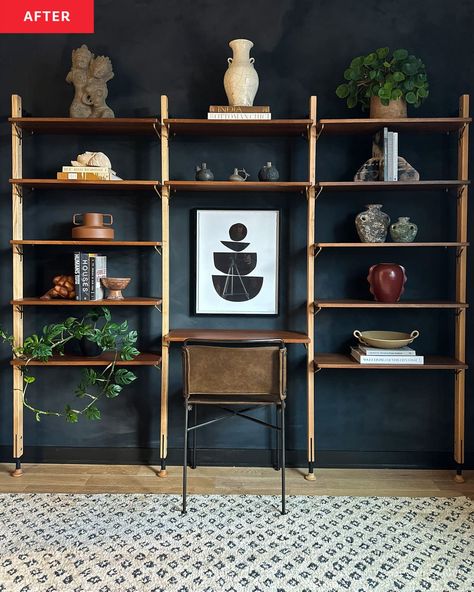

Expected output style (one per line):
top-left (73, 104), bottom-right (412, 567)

top-left (58, 165), bottom-right (112, 181)
top-left (207, 105), bottom-right (271, 120)
top-left (74, 252), bottom-right (107, 301)
top-left (351, 344), bottom-right (424, 365)
top-left (383, 127), bottom-right (399, 181)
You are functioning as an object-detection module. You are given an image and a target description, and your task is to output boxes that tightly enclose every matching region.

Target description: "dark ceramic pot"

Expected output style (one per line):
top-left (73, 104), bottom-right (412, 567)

top-left (79, 337), bottom-right (102, 357)
top-left (367, 263), bottom-right (407, 303)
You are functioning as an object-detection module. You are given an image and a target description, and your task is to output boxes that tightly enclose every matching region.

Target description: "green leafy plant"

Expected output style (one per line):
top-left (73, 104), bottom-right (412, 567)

top-left (336, 48), bottom-right (429, 110)
top-left (0, 307), bottom-right (139, 422)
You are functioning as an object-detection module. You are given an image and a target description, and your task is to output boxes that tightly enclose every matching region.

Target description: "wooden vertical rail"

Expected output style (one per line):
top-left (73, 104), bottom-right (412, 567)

top-left (454, 94), bottom-right (469, 483)
top-left (305, 96), bottom-right (317, 481)
top-left (11, 95), bottom-right (24, 477)
top-left (159, 95), bottom-right (170, 477)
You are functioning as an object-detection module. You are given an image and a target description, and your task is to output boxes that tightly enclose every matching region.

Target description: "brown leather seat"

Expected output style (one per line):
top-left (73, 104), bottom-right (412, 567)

top-left (181, 339), bottom-right (287, 515)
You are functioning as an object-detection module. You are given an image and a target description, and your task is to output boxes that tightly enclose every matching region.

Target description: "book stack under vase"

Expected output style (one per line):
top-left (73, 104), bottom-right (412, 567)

top-left (350, 344), bottom-right (424, 365)
top-left (74, 252), bottom-right (107, 301)
top-left (207, 105), bottom-right (271, 120)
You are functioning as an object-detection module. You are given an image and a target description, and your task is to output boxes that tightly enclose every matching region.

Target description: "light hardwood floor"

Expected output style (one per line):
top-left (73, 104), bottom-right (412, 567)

top-left (0, 464), bottom-right (472, 497)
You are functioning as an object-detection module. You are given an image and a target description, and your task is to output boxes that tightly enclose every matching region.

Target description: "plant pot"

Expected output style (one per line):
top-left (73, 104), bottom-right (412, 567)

top-left (367, 263), bottom-right (407, 303)
top-left (79, 337), bottom-right (102, 357)
top-left (370, 96), bottom-right (407, 119)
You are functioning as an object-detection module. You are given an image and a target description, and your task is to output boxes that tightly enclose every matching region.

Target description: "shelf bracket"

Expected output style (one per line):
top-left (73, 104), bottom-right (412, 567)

top-left (313, 305), bottom-right (322, 317)
top-left (153, 185), bottom-right (162, 199)
top-left (458, 123), bottom-right (468, 143)
top-left (455, 307), bottom-right (466, 317)
top-left (315, 186), bottom-right (323, 201)
top-left (155, 303), bottom-right (162, 312)
top-left (14, 245), bottom-right (23, 259)
top-left (456, 246), bottom-right (465, 258)
top-left (13, 123), bottom-right (23, 145)
top-left (13, 184), bottom-right (23, 203)
top-left (153, 363), bottom-right (162, 371)
top-left (154, 245), bottom-right (162, 255)
top-left (316, 123), bottom-right (325, 141)
top-left (313, 246), bottom-right (323, 259)
top-left (314, 367), bottom-right (322, 374)
top-left (153, 122), bottom-right (161, 139)
top-left (14, 306), bottom-right (24, 318)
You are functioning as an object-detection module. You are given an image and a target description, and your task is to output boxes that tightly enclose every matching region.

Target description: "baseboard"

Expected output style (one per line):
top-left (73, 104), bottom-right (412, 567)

top-left (0, 446), bottom-right (469, 469)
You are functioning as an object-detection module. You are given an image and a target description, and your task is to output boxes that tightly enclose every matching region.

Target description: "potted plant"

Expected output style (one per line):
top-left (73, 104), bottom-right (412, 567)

top-left (0, 307), bottom-right (140, 422)
top-left (336, 48), bottom-right (429, 118)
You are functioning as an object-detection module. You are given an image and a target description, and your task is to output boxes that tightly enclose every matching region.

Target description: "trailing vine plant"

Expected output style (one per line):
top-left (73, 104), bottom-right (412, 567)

top-left (0, 307), bottom-right (139, 422)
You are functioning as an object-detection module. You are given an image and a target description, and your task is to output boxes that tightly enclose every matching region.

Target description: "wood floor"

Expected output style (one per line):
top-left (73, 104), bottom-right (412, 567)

top-left (0, 464), bottom-right (472, 497)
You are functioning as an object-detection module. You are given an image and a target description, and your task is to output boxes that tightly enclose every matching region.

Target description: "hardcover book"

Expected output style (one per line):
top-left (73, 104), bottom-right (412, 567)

top-left (73, 252), bottom-right (81, 300)
top-left (207, 112), bottom-right (271, 120)
top-left (356, 345), bottom-right (416, 356)
top-left (209, 105), bottom-right (270, 113)
top-left (57, 171), bottom-right (110, 180)
top-left (351, 347), bottom-right (423, 364)
top-left (79, 252), bottom-right (91, 300)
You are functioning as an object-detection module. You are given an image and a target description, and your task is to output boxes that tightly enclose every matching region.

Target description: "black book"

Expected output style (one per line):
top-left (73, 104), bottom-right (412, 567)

top-left (80, 252), bottom-right (90, 300)
top-left (74, 252), bottom-right (81, 300)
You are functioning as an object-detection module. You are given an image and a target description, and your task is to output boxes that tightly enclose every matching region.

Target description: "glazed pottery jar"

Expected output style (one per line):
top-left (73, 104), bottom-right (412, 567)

top-left (195, 163), bottom-right (214, 181)
top-left (224, 39), bottom-right (259, 106)
top-left (355, 204), bottom-right (390, 243)
top-left (390, 217), bottom-right (418, 242)
top-left (367, 263), bottom-right (407, 303)
top-left (258, 162), bottom-right (280, 181)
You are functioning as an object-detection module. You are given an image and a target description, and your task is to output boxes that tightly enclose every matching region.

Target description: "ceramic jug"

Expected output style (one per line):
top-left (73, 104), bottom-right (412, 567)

top-left (258, 162), bottom-right (280, 181)
top-left (390, 217), bottom-right (418, 242)
top-left (195, 162), bottom-right (214, 181)
top-left (72, 212), bottom-right (114, 240)
top-left (355, 204), bottom-right (390, 243)
top-left (224, 39), bottom-right (259, 106)
top-left (229, 168), bottom-right (249, 182)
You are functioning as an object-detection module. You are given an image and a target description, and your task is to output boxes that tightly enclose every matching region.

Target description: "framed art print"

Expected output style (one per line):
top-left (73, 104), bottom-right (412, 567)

top-left (195, 209), bottom-right (279, 315)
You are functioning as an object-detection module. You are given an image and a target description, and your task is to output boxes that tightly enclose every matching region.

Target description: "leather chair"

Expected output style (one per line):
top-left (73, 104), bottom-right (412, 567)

top-left (181, 339), bottom-right (287, 515)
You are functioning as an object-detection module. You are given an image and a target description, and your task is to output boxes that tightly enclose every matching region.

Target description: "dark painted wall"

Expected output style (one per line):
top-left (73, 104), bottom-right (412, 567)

top-left (0, 0), bottom-right (473, 467)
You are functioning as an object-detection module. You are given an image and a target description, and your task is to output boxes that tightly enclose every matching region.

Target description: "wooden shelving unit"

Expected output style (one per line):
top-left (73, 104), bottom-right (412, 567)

top-left (314, 96), bottom-right (470, 481)
top-left (156, 97), bottom-right (318, 480)
top-left (9, 96), bottom-right (164, 477)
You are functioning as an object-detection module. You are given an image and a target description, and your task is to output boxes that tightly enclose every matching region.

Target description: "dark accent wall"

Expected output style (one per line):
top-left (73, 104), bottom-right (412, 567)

top-left (0, 0), bottom-right (473, 467)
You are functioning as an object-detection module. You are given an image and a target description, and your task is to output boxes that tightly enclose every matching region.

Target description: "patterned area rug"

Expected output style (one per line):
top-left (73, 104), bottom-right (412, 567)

top-left (0, 494), bottom-right (473, 592)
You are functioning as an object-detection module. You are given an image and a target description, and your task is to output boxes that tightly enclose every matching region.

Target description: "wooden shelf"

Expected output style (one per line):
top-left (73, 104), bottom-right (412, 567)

top-left (166, 180), bottom-right (310, 192)
top-left (318, 180), bottom-right (469, 192)
top-left (10, 179), bottom-right (160, 191)
top-left (9, 117), bottom-right (160, 135)
top-left (314, 354), bottom-right (467, 370)
top-left (318, 117), bottom-right (471, 135)
top-left (11, 240), bottom-right (162, 247)
top-left (164, 118), bottom-right (313, 136)
top-left (166, 329), bottom-right (310, 344)
top-left (11, 352), bottom-right (161, 366)
top-left (314, 299), bottom-right (468, 309)
top-left (11, 297), bottom-right (162, 306)
top-left (314, 242), bottom-right (468, 249)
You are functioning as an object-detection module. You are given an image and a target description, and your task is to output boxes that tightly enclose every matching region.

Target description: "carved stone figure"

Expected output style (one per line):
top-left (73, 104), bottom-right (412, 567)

top-left (66, 45), bottom-right (115, 118)
top-left (71, 151), bottom-right (121, 179)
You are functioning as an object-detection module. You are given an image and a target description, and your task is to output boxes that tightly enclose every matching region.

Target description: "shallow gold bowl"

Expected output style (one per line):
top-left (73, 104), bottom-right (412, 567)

top-left (353, 329), bottom-right (420, 349)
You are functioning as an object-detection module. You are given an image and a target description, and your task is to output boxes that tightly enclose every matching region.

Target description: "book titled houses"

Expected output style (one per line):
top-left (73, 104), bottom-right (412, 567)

top-left (74, 252), bottom-right (107, 300)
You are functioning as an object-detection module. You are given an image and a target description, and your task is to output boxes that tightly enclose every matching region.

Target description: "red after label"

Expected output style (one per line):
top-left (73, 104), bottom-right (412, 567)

top-left (0, 1), bottom-right (94, 33)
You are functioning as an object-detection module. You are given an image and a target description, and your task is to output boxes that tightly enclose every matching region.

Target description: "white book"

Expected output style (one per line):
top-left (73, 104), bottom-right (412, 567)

top-left (387, 132), bottom-right (395, 181)
top-left (62, 166), bottom-right (110, 174)
top-left (207, 112), bottom-right (272, 120)
top-left (351, 348), bottom-right (424, 364)
top-left (355, 345), bottom-right (416, 356)
top-left (93, 255), bottom-right (107, 300)
top-left (383, 127), bottom-right (389, 181)
top-left (392, 132), bottom-right (399, 181)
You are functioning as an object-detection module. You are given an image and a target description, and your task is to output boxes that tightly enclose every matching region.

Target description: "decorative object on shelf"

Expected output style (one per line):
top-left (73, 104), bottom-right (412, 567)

top-left (224, 39), bottom-right (259, 107)
top-left (398, 157), bottom-right (420, 181)
top-left (61, 151), bottom-right (122, 181)
top-left (367, 263), bottom-right (407, 303)
top-left (208, 105), bottom-right (271, 120)
top-left (66, 44), bottom-right (115, 118)
top-left (355, 204), bottom-right (390, 242)
top-left (195, 163), bottom-right (214, 181)
top-left (72, 213), bottom-right (114, 241)
top-left (335, 47), bottom-right (429, 117)
top-left (390, 217), bottom-right (418, 242)
top-left (195, 210), bottom-right (279, 315)
top-left (353, 329), bottom-right (420, 349)
top-left (229, 168), bottom-right (250, 182)
top-left (74, 253), bottom-right (107, 301)
top-left (101, 277), bottom-right (131, 300)
top-left (354, 158), bottom-right (380, 181)
top-left (0, 307), bottom-right (139, 422)
top-left (40, 275), bottom-right (76, 300)
top-left (258, 162), bottom-right (280, 182)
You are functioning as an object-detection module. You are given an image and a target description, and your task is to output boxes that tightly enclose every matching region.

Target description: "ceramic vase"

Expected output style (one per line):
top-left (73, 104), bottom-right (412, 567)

top-left (224, 39), bottom-right (259, 106)
top-left (368, 263), bottom-right (407, 303)
top-left (355, 204), bottom-right (390, 243)
top-left (195, 163), bottom-right (214, 181)
top-left (370, 96), bottom-right (407, 118)
top-left (390, 217), bottom-right (418, 242)
top-left (258, 162), bottom-right (280, 181)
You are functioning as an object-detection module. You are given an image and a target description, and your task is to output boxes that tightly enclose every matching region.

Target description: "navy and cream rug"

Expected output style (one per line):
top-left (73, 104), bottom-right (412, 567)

top-left (0, 493), bottom-right (473, 591)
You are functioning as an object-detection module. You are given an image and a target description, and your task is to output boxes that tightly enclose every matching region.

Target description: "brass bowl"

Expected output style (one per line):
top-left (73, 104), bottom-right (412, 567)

top-left (353, 329), bottom-right (420, 349)
top-left (101, 277), bottom-right (131, 300)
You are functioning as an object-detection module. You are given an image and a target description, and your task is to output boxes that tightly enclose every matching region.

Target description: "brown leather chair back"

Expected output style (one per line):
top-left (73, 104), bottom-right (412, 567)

top-left (182, 340), bottom-right (287, 400)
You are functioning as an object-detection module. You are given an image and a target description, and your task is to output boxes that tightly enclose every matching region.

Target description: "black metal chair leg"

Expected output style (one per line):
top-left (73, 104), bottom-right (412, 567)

top-left (281, 402), bottom-right (286, 515)
top-left (274, 404), bottom-right (281, 471)
top-left (182, 403), bottom-right (189, 514)
top-left (191, 404), bottom-right (197, 469)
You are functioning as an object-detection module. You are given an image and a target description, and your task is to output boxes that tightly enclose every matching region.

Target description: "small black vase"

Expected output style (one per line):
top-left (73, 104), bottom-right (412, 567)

top-left (79, 338), bottom-right (102, 358)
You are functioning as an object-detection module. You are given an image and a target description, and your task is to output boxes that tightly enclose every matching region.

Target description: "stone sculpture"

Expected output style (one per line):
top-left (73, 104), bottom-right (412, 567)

top-left (71, 151), bottom-right (121, 179)
top-left (66, 45), bottom-right (115, 118)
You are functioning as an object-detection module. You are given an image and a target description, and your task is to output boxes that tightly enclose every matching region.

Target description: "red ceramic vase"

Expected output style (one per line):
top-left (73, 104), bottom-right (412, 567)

top-left (367, 263), bottom-right (407, 303)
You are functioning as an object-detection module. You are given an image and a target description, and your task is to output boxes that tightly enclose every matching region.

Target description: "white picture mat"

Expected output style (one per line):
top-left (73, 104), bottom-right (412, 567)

top-left (196, 209), bottom-right (279, 314)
